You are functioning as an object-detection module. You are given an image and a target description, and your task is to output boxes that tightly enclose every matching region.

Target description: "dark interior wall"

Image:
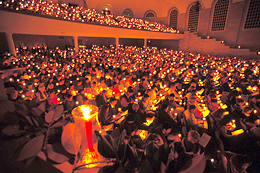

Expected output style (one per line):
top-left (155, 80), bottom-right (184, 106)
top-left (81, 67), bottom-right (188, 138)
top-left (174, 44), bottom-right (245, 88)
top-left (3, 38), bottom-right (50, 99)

top-left (236, 29), bottom-right (260, 52)
top-left (147, 39), bottom-right (179, 50)
top-left (196, 1), bottom-right (260, 51)
top-left (178, 13), bottom-right (186, 32)
top-left (78, 37), bottom-right (115, 48)
top-left (12, 34), bottom-right (74, 49)
top-left (220, 1), bottom-right (244, 47)
top-left (0, 33), bottom-right (9, 55)
top-left (197, 8), bottom-right (211, 38)
top-left (236, 0), bottom-right (260, 52)
top-left (198, 2), bottom-right (245, 47)
top-left (119, 38), bottom-right (144, 47)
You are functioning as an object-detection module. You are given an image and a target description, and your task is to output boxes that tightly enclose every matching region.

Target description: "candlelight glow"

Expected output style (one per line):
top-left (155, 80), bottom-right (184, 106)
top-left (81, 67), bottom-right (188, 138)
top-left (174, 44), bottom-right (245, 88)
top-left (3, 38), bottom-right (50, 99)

top-left (80, 106), bottom-right (90, 120)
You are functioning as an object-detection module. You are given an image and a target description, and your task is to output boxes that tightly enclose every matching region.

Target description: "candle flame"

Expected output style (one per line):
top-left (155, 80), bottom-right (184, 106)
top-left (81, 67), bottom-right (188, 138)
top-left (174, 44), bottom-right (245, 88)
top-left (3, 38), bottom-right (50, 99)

top-left (81, 106), bottom-right (90, 120)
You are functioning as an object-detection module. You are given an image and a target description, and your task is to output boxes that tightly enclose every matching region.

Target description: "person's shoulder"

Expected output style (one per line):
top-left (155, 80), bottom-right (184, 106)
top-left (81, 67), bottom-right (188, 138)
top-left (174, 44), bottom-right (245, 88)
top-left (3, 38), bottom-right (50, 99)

top-left (184, 109), bottom-right (189, 114)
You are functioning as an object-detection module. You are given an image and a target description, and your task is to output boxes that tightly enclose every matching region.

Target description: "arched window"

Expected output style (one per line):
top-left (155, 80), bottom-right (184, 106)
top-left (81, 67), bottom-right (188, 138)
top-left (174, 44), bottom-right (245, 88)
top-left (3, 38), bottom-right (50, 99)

top-left (169, 9), bottom-right (178, 29)
top-left (146, 13), bottom-right (155, 18)
top-left (123, 9), bottom-right (132, 17)
top-left (188, 2), bottom-right (201, 33)
top-left (244, 0), bottom-right (260, 29)
top-left (211, 0), bottom-right (229, 31)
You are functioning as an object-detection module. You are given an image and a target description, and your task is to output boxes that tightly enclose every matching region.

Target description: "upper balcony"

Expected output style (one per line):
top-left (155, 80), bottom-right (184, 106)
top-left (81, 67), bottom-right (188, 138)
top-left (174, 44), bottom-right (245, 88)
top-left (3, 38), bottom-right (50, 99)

top-left (0, 9), bottom-right (184, 40)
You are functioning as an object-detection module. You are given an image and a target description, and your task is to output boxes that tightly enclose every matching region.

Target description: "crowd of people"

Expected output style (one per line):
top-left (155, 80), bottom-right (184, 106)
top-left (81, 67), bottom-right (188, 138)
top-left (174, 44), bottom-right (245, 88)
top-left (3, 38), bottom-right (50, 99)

top-left (0, 0), bottom-right (179, 33)
top-left (2, 45), bottom-right (260, 172)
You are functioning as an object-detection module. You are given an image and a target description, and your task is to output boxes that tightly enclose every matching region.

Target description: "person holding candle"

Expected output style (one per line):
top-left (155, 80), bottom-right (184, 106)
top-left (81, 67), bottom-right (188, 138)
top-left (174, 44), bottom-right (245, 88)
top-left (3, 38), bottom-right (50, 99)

top-left (64, 93), bottom-right (76, 112)
top-left (214, 110), bottom-right (249, 154)
top-left (157, 103), bottom-right (177, 126)
top-left (35, 83), bottom-right (48, 103)
top-left (184, 105), bottom-right (201, 131)
top-left (47, 89), bottom-right (59, 105)
top-left (95, 90), bottom-right (108, 108)
top-left (98, 104), bottom-right (113, 127)
top-left (119, 87), bottom-right (133, 111)
top-left (128, 103), bottom-right (149, 130)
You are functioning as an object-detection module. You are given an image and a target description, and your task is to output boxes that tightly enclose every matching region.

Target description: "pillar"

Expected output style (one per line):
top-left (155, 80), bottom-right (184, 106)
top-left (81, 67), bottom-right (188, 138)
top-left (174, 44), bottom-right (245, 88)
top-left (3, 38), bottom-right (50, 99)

top-left (73, 36), bottom-right (79, 52)
top-left (115, 37), bottom-right (119, 48)
top-left (144, 38), bottom-right (147, 48)
top-left (5, 33), bottom-right (16, 56)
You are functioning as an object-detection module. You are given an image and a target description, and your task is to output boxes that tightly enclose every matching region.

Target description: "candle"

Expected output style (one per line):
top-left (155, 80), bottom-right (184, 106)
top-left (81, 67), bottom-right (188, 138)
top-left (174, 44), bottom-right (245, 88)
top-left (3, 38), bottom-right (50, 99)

top-left (80, 106), bottom-right (94, 152)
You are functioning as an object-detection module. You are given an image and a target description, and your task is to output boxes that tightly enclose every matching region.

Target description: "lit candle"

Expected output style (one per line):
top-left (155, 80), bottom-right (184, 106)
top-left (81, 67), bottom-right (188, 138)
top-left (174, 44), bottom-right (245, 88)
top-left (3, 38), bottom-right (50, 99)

top-left (81, 106), bottom-right (94, 152)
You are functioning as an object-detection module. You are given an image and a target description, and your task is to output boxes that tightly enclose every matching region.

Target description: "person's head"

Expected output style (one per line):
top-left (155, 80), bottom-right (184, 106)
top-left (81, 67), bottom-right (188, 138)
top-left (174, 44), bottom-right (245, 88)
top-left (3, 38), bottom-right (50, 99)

top-left (236, 98), bottom-right (245, 108)
top-left (132, 103), bottom-right (139, 112)
top-left (38, 83), bottom-right (45, 92)
top-left (75, 94), bottom-right (84, 105)
top-left (13, 70), bottom-right (19, 77)
top-left (47, 82), bottom-right (54, 90)
top-left (127, 87), bottom-right (133, 94)
top-left (10, 90), bottom-right (18, 100)
top-left (101, 90), bottom-right (107, 97)
top-left (208, 98), bottom-right (218, 111)
top-left (168, 93), bottom-right (175, 101)
top-left (229, 154), bottom-right (251, 173)
top-left (243, 106), bottom-right (253, 116)
top-left (143, 94), bottom-right (149, 101)
top-left (24, 89), bottom-right (31, 98)
top-left (188, 105), bottom-right (196, 113)
top-left (110, 97), bottom-right (117, 106)
top-left (189, 82), bottom-right (197, 90)
top-left (187, 130), bottom-right (200, 144)
top-left (48, 89), bottom-right (55, 97)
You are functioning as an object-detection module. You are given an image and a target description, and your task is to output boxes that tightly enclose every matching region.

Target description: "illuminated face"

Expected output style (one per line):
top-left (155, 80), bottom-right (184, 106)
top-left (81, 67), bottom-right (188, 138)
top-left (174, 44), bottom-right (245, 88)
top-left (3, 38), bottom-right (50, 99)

top-left (10, 91), bottom-right (18, 99)
top-left (48, 84), bottom-right (54, 89)
top-left (39, 86), bottom-right (45, 92)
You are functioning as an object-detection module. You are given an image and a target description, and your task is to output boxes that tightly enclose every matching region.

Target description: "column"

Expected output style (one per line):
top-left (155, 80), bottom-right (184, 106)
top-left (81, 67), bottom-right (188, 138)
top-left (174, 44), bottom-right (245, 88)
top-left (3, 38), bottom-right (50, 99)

top-left (73, 36), bottom-right (79, 52)
top-left (115, 37), bottom-right (119, 48)
top-left (5, 32), bottom-right (16, 56)
top-left (144, 38), bottom-right (147, 48)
